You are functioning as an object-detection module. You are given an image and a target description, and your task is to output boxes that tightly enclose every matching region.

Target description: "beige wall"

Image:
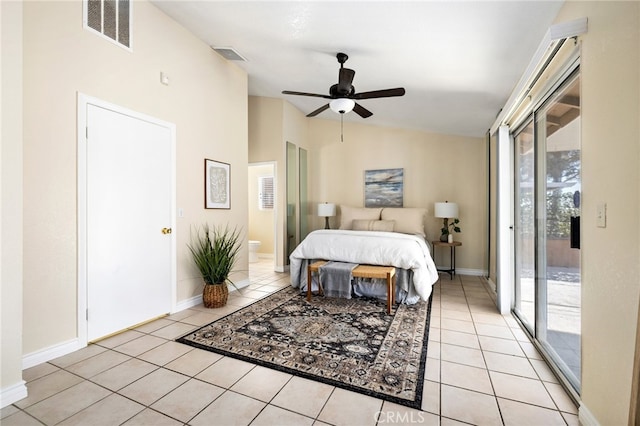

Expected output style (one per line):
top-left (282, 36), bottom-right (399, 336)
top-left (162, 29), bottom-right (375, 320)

top-left (308, 119), bottom-right (487, 272)
top-left (554, 2), bottom-right (640, 424)
top-left (248, 164), bottom-right (275, 256)
top-left (249, 97), bottom-right (284, 163)
top-left (21, 0), bottom-right (248, 357)
top-left (1, 0), bottom-right (26, 405)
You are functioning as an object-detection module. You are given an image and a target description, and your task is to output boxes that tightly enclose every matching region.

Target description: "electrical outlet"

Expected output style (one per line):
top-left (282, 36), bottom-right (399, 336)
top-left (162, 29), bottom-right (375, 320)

top-left (596, 203), bottom-right (606, 228)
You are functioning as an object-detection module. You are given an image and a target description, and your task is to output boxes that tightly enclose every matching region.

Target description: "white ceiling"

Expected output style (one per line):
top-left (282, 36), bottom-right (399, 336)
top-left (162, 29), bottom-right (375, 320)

top-left (151, 1), bottom-right (564, 137)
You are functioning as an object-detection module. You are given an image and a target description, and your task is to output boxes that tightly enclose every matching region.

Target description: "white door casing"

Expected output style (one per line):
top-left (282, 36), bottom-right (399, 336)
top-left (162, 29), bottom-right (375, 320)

top-left (78, 94), bottom-right (176, 344)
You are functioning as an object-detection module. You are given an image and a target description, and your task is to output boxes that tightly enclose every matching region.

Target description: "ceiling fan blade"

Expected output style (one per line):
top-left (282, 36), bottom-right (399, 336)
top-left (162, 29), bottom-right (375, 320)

top-left (282, 90), bottom-right (331, 99)
top-left (353, 102), bottom-right (373, 118)
top-left (307, 104), bottom-right (330, 117)
top-left (337, 68), bottom-right (355, 94)
top-left (353, 88), bottom-right (406, 100)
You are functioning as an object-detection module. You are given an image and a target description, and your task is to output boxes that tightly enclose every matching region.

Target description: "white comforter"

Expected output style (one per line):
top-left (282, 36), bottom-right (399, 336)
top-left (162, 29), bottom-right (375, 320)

top-left (289, 229), bottom-right (439, 301)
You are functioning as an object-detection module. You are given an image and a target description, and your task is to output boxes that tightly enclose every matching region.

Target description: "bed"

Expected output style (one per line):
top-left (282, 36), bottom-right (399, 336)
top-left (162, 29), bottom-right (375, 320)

top-left (289, 206), bottom-right (440, 304)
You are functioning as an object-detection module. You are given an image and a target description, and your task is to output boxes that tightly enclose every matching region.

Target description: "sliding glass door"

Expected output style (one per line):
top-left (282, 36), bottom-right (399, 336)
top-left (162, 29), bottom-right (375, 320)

top-left (513, 70), bottom-right (581, 392)
top-left (514, 120), bottom-right (535, 334)
top-left (536, 73), bottom-right (581, 389)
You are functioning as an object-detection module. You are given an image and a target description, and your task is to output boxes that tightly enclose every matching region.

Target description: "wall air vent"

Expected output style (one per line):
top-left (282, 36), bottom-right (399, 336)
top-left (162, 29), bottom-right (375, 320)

top-left (212, 47), bottom-right (247, 61)
top-left (84, 0), bottom-right (132, 50)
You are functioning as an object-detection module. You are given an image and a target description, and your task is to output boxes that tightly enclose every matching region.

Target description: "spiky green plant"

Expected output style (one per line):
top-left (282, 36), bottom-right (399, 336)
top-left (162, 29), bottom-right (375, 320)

top-left (188, 224), bottom-right (242, 290)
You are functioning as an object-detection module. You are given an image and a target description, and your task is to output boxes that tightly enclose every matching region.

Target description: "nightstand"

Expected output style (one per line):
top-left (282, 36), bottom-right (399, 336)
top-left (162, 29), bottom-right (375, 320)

top-left (431, 240), bottom-right (462, 280)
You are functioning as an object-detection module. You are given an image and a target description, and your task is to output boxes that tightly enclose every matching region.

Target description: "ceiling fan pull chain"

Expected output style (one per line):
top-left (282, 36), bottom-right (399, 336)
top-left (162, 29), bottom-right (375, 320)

top-left (341, 114), bottom-right (344, 142)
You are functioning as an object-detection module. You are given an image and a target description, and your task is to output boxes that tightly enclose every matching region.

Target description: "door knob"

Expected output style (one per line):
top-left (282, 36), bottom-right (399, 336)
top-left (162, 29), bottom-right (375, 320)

top-left (162, 228), bottom-right (172, 234)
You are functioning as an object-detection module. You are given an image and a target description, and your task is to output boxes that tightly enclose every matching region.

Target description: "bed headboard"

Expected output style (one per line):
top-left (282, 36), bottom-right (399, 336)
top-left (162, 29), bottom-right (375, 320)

top-left (337, 205), bottom-right (428, 238)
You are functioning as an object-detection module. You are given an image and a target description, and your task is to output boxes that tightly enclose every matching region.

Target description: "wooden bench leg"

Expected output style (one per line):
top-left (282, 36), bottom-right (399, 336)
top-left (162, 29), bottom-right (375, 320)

top-left (391, 274), bottom-right (396, 312)
top-left (386, 270), bottom-right (395, 315)
top-left (307, 264), bottom-right (312, 302)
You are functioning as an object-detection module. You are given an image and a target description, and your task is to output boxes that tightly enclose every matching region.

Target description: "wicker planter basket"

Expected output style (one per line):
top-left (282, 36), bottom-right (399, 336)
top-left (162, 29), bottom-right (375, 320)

top-left (203, 283), bottom-right (229, 308)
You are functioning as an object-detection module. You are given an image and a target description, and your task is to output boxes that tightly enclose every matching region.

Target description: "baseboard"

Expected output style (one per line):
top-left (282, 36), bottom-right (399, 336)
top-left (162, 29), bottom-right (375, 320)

top-left (487, 277), bottom-right (498, 292)
top-left (579, 402), bottom-right (600, 426)
top-left (231, 278), bottom-right (250, 293)
top-left (455, 268), bottom-right (487, 276)
top-left (175, 294), bottom-right (203, 311)
top-left (486, 277), bottom-right (497, 292)
top-left (22, 338), bottom-right (82, 370)
top-left (1, 380), bottom-right (27, 408)
top-left (22, 279), bottom-right (253, 371)
top-left (174, 278), bottom-right (251, 312)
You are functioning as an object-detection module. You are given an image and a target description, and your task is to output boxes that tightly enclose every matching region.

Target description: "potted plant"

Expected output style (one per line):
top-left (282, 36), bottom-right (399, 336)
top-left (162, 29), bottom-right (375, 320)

top-left (188, 224), bottom-right (242, 308)
top-left (440, 218), bottom-right (461, 242)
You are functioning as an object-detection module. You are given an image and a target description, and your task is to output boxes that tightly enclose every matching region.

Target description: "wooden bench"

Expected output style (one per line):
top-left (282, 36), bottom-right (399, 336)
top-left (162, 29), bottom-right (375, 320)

top-left (307, 260), bottom-right (396, 314)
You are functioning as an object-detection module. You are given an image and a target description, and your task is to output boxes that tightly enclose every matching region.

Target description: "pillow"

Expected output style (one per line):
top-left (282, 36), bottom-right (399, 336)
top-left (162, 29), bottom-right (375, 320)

top-left (380, 207), bottom-right (427, 237)
top-left (352, 219), bottom-right (395, 232)
top-left (339, 205), bottom-right (382, 229)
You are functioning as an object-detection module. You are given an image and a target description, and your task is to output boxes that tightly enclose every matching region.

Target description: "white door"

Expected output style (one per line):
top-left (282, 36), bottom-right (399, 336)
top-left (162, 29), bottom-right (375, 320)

top-left (86, 103), bottom-right (173, 341)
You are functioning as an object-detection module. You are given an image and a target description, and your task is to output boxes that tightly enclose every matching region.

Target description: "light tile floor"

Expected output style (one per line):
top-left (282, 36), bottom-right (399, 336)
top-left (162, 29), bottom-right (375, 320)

top-left (2, 260), bottom-right (579, 425)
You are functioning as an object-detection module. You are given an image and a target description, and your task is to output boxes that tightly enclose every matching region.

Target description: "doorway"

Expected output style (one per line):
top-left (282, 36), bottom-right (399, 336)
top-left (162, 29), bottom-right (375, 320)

top-left (78, 94), bottom-right (176, 343)
top-left (248, 162), bottom-right (276, 268)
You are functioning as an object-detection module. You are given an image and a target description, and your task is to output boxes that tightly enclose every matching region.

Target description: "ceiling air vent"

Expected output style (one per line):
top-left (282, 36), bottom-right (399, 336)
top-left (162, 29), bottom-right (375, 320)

top-left (212, 47), bottom-right (247, 61)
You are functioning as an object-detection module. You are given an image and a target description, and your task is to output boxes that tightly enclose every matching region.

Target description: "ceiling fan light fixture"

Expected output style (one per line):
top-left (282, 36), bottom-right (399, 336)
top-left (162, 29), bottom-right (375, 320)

top-left (330, 98), bottom-right (355, 114)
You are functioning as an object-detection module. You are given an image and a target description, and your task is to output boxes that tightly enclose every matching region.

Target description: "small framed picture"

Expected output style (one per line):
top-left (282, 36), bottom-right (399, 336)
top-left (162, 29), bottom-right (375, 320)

top-left (205, 159), bottom-right (230, 209)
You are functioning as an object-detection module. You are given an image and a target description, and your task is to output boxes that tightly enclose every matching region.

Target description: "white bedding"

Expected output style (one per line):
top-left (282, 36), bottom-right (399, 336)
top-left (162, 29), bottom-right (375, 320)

top-left (289, 229), bottom-right (439, 302)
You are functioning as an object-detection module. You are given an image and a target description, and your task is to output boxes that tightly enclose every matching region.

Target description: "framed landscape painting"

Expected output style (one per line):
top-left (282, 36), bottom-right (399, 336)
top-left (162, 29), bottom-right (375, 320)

top-left (205, 159), bottom-right (230, 209)
top-left (364, 168), bottom-right (404, 207)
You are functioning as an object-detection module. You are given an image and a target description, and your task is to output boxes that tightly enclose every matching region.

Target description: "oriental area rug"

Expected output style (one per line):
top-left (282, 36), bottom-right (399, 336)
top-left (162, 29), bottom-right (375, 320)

top-left (176, 286), bottom-right (432, 409)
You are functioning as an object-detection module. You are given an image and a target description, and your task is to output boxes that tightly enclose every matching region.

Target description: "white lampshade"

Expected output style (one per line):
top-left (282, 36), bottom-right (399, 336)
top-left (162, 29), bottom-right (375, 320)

top-left (317, 203), bottom-right (336, 217)
top-left (329, 98), bottom-right (355, 114)
top-left (434, 202), bottom-right (459, 218)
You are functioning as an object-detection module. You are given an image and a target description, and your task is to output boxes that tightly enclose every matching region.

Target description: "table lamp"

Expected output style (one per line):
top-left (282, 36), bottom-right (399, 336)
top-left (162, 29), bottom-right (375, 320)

top-left (317, 202), bottom-right (336, 229)
top-left (435, 201), bottom-right (459, 242)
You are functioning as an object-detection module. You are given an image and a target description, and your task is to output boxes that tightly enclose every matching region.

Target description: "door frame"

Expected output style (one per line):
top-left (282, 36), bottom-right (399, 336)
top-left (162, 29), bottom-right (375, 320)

top-left (77, 93), bottom-right (177, 346)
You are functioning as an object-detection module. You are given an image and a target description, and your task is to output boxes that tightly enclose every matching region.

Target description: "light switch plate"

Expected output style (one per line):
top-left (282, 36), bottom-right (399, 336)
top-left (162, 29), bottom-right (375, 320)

top-left (596, 203), bottom-right (606, 228)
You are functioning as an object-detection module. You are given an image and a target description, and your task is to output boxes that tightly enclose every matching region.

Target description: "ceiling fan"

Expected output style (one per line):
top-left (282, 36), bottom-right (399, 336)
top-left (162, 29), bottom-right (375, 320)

top-left (282, 52), bottom-right (405, 119)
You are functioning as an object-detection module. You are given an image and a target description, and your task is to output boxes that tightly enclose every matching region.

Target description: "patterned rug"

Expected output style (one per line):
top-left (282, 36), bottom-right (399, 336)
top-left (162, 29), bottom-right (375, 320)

top-left (176, 286), bottom-right (433, 409)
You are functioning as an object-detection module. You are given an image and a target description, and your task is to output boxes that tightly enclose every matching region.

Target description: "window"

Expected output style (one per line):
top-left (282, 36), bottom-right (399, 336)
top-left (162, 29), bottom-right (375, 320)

top-left (258, 176), bottom-right (274, 210)
top-left (85, 0), bottom-right (131, 50)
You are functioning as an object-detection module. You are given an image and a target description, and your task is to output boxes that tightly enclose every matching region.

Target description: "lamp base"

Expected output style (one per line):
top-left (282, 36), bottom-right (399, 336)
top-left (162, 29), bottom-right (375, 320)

top-left (324, 217), bottom-right (330, 229)
top-left (440, 218), bottom-right (449, 242)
